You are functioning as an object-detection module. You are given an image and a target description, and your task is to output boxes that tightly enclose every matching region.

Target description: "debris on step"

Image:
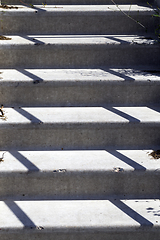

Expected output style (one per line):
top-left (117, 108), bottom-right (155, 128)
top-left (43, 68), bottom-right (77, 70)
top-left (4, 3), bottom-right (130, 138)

top-left (0, 105), bottom-right (4, 116)
top-left (0, 35), bottom-right (12, 40)
top-left (0, 105), bottom-right (7, 121)
top-left (149, 150), bottom-right (160, 159)
top-left (33, 80), bottom-right (40, 84)
top-left (36, 226), bottom-right (44, 230)
top-left (53, 169), bottom-right (66, 173)
top-left (29, 4), bottom-right (34, 8)
top-left (0, 5), bottom-right (18, 9)
top-left (131, 36), bottom-right (156, 45)
top-left (0, 152), bottom-right (6, 162)
top-left (113, 167), bottom-right (124, 172)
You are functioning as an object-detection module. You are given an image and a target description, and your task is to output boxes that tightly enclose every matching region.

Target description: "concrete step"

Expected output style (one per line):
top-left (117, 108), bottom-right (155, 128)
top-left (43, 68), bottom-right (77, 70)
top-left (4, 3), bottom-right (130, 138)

top-left (0, 199), bottom-right (160, 239)
top-left (1, 0), bottom-right (155, 5)
top-left (0, 5), bottom-right (157, 35)
top-left (0, 149), bottom-right (160, 199)
top-left (0, 106), bottom-right (160, 149)
top-left (0, 35), bottom-right (159, 68)
top-left (0, 68), bottom-right (160, 106)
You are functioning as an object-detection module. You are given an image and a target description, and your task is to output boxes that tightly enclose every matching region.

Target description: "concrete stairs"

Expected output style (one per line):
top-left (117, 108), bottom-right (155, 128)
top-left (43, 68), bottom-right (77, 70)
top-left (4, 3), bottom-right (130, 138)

top-left (0, 0), bottom-right (160, 239)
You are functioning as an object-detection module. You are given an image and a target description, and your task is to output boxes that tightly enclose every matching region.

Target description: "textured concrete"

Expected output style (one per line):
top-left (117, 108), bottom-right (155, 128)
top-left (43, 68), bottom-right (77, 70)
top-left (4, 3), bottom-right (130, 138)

top-left (0, 106), bottom-right (160, 149)
top-left (0, 68), bottom-right (160, 106)
top-left (0, 199), bottom-right (160, 239)
top-left (0, 35), bottom-right (159, 68)
top-left (0, 5), bottom-right (157, 35)
top-left (1, 0), bottom-right (155, 5)
top-left (0, 150), bottom-right (159, 199)
top-left (0, 0), bottom-right (160, 238)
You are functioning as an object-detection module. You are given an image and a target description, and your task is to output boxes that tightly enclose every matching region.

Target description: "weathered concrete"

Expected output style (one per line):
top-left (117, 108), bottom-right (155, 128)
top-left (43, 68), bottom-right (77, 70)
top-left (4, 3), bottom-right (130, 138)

top-left (0, 150), bottom-right (159, 199)
top-left (0, 68), bottom-right (160, 106)
top-left (0, 5), bottom-right (157, 35)
top-left (0, 0), bottom-right (160, 238)
top-left (0, 106), bottom-right (160, 150)
top-left (0, 35), bottom-right (159, 68)
top-left (1, 0), bottom-right (155, 5)
top-left (0, 199), bottom-right (160, 240)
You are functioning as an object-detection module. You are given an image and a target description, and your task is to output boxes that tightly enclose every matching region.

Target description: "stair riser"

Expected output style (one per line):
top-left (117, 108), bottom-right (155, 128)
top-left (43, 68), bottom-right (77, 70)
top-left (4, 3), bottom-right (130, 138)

top-left (0, 125), bottom-right (159, 150)
top-left (0, 14), bottom-right (156, 35)
top-left (0, 230), bottom-right (159, 240)
top-left (0, 0), bottom-right (160, 234)
top-left (0, 172), bottom-right (159, 199)
top-left (0, 45), bottom-right (159, 68)
top-left (1, 83), bottom-right (160, 106)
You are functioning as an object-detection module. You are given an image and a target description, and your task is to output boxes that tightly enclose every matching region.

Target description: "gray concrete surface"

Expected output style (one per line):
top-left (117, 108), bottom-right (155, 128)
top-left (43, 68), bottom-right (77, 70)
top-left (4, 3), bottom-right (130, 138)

top-left (0, 68), bottom-right (160, 106)
top-left (1, 0), bottom-right (155, 5)
top-left (0, 0), bottom-right (160, 238)
top-left (0, 35), bottom-right (159, 68)
top-left (0, 150), bottom-right (159, 199)
top-left (0, 106), bottom-right (160, 149)
top-left (0, 199), bottom-right (160, 239)
top-left (0, 5), bottom-right (157, 35)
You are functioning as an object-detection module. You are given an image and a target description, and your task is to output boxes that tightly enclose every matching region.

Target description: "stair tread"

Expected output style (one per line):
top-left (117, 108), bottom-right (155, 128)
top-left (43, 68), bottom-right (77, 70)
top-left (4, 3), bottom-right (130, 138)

top-left (0, 149), bottom-right (159, 172)
top-left (0, 4), bottom-right (154, 13)
top-left (0, 199), bottom-right (160, 230)
top-left (1, 4), bottom-right (156, 35)
top-left (0, 0), bottom-right (159, 237)
top-left (0, 68), bottom-right (160, 83)
top-left (0, 35), bottom-right (157, 46)
top-left (1, 106), bottom-right (160, 125)
top-left (2, 0), bottom-right (155, 4)
top-left (0, 35), bottom-right (159, 68)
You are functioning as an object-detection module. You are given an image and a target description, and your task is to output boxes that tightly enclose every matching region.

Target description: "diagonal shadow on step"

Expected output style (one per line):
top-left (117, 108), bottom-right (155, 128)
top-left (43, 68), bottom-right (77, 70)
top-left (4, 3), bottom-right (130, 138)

top-left (106, 68), bottom-right (135, 81)
top-left (107, 149), bottom-right (146, 171)
top-left (20, 35), bottom-right (45, 45)
top-left (14, 107), bottom-right (43, 124)
top-left (100, 67), bottom-right (160, 82)
top-left (110, 199), bottom-right (153, 227)
top-left (9, 151), bottom-right (39, 172)
top-left (147, 105), bottom-right (160, 115)
top-left (104, 107), bottom-right (140, 123)
top-left (20, 2), bottom-right (46, 12)
top-left (4, 201), bottom-right (36, 228)
top-left (104, 36), bottom-right (129, 44)
top-left (16, 69), bottom-right (43, 83)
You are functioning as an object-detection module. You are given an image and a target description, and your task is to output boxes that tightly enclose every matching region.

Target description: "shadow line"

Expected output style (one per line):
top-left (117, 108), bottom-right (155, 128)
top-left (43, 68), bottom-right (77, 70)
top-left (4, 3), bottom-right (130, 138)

top-left (147, 105), bottom-right (160, 115)
top-left (107, 150), bottom-right (146, 171)
top-left (105, 36), bottom-right (129, 44)
top-left (107, 68), bottom-right (135, 81)
top-left (20, 35), bottom-right (45, 45)
top-left (16, 69), bottom-right (43, 83)
top-left (14, 108), bottom-right (43, 124)
top-left (20, 2), bottom-right (46, 12)
top-left (104, 107), bottom-right (140, 123)
top-left (5, 201), bottom-right (36, 228)
top-left (110, 199), bottom-right (153, 227)
top-left (9, 151), bottom-right (39, 172)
